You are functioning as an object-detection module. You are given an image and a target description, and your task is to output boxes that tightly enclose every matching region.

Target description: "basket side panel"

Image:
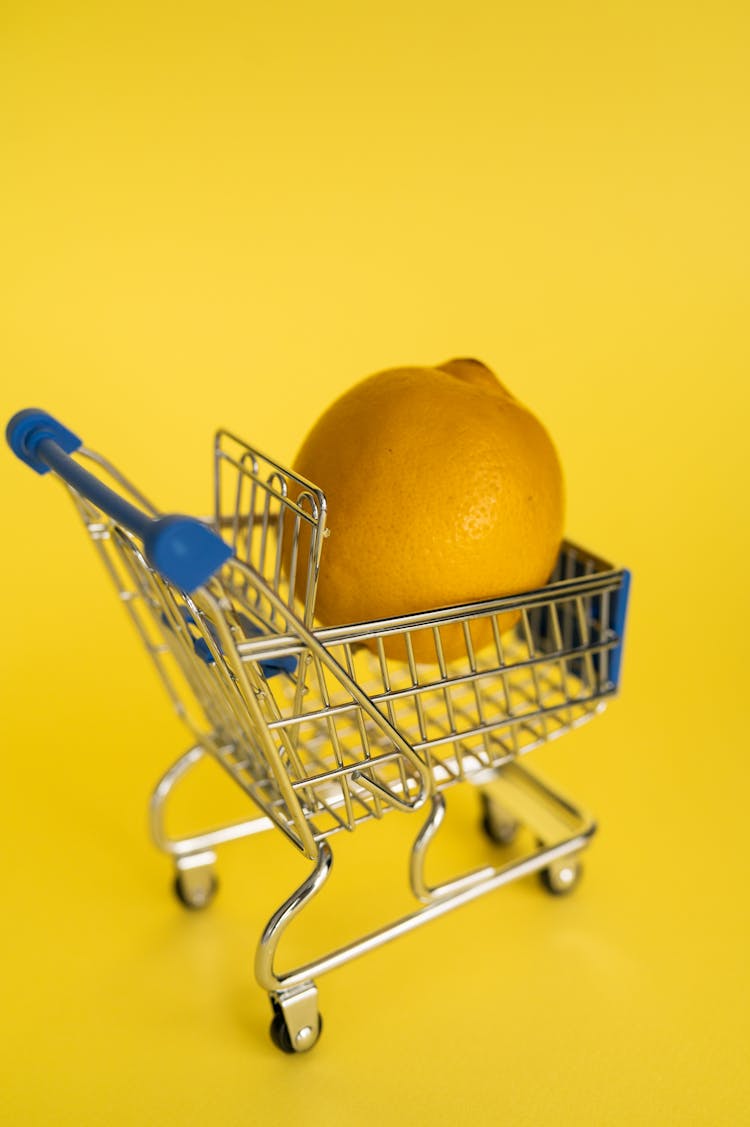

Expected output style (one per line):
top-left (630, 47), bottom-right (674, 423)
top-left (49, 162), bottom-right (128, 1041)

top-left (213, 430), bottom-right (327, 630)
top-left (308, 545), bottom-right (629, 783)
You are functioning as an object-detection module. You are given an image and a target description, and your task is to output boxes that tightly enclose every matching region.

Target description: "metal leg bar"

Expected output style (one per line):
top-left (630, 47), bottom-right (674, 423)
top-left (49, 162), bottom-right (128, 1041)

top-left (149, 744), bottom-right (275, 859)
top-left (257, 819), bottom-right (595, 996)
top-left (254, 761), bottom-right (596, 1050)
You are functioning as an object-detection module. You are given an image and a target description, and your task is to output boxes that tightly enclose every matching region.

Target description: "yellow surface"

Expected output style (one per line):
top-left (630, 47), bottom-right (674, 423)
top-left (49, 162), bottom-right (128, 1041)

top-left (1, 2), bottom-right (748, 1124)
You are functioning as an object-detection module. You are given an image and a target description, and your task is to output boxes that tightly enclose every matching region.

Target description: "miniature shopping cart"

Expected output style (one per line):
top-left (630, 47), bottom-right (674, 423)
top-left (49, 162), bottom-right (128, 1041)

top-left (7, 408), bottom-right (630, 1054)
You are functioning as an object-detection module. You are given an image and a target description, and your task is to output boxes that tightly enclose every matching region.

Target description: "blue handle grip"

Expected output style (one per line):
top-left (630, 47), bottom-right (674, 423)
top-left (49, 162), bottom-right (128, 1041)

top-left (6, 408), bottom-right (232, 592)
top-left (608, 567), bottom-right (631, 691)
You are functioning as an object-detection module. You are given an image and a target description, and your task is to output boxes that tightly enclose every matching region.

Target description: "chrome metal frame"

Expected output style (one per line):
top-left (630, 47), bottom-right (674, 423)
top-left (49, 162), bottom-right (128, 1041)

top-left (55, 431), bottom-right (627, 1053)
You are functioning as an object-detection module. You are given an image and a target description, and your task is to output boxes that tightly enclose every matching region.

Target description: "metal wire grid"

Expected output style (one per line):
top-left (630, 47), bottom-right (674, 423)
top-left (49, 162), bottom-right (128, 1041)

top-left (223, 558), bottom-right (623, 842)
top-left (213, 429), bottom-right (327, 630)
top-left (64, 460), bottom-right (424, 855)
top-left (195, 569), bottom-right (429, 854)
top-left (68, 496), bottom-right (263, 765)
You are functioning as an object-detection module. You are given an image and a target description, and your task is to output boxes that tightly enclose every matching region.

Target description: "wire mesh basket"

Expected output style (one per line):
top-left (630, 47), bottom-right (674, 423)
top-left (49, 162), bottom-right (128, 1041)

top-left (7, 408), bottom-right (631, 1054)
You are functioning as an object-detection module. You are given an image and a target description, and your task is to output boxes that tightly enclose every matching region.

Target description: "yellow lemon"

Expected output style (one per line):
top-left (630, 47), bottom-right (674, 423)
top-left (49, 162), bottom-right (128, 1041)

top-left (292, 359), bottom-right (564, 662)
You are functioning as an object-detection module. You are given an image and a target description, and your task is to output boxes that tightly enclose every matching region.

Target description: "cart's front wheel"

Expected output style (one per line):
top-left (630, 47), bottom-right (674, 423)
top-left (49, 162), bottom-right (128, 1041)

top-left (270, 1009), bottom-right (323, 1055)
top-left (269, 986), bottom-right (323, 1054)
top-left (539, 856), bottom-right (582, 896)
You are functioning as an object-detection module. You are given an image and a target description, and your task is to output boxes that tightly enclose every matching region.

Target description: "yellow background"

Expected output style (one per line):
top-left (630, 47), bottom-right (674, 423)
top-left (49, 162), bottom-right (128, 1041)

top-left (1, 2), bottom-right (748, 1124)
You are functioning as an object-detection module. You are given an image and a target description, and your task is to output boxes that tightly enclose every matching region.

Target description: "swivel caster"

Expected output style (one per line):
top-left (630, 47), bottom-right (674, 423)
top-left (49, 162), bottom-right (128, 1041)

top-left (173, 853), bottom-right (219, 910)
top-left (539, 856), bottom-right (582, 896)
top-left (269, 986), bottom-right (323, 1054)
top-left (479, 791), bottom-right (520, 846)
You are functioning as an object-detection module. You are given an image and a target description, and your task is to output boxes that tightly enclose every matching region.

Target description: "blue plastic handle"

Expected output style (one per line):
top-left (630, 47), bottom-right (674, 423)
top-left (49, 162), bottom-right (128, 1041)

top-left (608, 568), bottom-right (631, 691)
top-left (162, 607), bottom-right (297, 678)
top-left (6, 408), bottom-right (232, 592)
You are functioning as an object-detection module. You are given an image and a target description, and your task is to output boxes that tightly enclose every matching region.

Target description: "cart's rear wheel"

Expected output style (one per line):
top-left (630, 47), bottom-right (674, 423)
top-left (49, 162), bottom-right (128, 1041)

top-left (479, 791), bottom-right (519, 846)
top-left (270, 1009), bottom-right (323, 1054)
top-left (174, 869), bottom-right (219, 910)
top-left (539, 856), bottom-right (582, 896)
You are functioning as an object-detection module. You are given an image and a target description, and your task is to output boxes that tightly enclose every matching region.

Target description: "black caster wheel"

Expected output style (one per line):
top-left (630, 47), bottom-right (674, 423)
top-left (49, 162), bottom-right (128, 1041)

top-left (539, 857), bottom-right (582, 896)
top-left (479, 792), bottom-right (519, 846)
top-left (173, 870), bottom-right (219, 910)
top-left (269, 1010), bottom-right (323, 1054)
